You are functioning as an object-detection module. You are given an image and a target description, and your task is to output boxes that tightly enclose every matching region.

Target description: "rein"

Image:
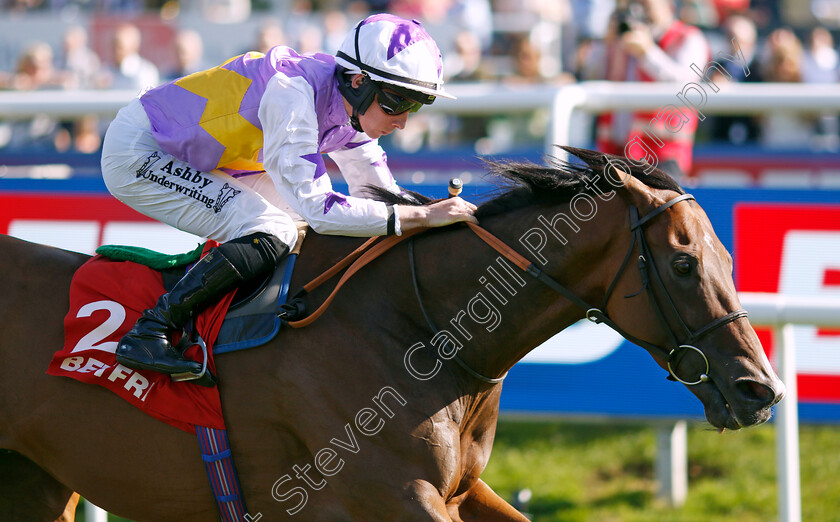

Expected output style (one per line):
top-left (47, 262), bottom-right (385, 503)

top-left (285, 228), bottom-right (424, 328)
top-left (459, 193), bottom-right (748, 385)
top-left (285, 193), bottom-right (748, 386)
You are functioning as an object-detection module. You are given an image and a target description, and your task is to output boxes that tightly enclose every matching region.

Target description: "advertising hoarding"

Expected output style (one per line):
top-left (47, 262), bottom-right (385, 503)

top-left (2, 179), bottom-right (838, 422)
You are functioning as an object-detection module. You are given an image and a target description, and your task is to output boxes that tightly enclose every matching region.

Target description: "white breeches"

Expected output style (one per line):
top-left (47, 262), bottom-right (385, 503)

top-left (101, 98), bottom-right (299, 248)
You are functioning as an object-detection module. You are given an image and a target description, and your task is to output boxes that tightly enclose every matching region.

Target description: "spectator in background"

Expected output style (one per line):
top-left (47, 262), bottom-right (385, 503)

top-left (3, 0), bottom-right (45, 13)
top-left (164, 29), bottom-right (205, 81)
top-left (802, 26), bottom-right (839, 83)
top-left (505, 36), bottom-right (543, 84)
top-left (717, 13), bottom-right (760, 82)
top-left (801, 26), bottom-right (840, 150)
top-left (0, 42), bottom-right (73, 151)
top-left (580, 0), bottom-right (711, 179)
top-left (503, 35), bottom-right (572, 85)
top-left (54, 113), bottom-right (102, 153)
top-left (757, 28), bottom-right (813, 149)
top-left (760, 27), bottom-right (803, 83)
top-left (0, 41), bottom-right (73, 91)
top-left (441, 30), bottom-right (491, 149)
top-left (472, 34), bottom-right (571, 154)
top-left (708, 13), bottom-right (762, 145)
top-left (102, 23), bottom-right (160, 91)
top-left (296, 22), bottom-right (326, 54)
top-left (445, 30), bottom-right (489, 82)
top-left (199, 0), bottom-right (250, 24)
top-left (448, 0), bottom-right (494, 51)
top-left (55, 26), bottom-right (105, 154)
top-left (322, 10), bottom-right (350, 53)
top-left (251, 19), bottom-right (286, 54)
top-left (57, 25), bottom-right (101, 89)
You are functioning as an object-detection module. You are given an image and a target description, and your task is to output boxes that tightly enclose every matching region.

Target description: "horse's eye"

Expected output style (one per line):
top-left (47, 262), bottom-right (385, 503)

top-left (673, 260), bottom-right (692, 276)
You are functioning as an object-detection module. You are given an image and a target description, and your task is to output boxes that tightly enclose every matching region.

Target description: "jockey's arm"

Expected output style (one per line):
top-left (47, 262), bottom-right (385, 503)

top-left (327, 138), bottom-right (402, 198)
top-left (260, 76), bottom-right (476, 236)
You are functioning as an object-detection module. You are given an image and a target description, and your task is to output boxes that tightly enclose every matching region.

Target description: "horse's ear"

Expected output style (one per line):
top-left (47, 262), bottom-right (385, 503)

top-left (557, 146), bottom-right (638, 195)
top-left (556, 145), bottom-right (648, 202)
top-left (599, 155), bottom-right (647, 203)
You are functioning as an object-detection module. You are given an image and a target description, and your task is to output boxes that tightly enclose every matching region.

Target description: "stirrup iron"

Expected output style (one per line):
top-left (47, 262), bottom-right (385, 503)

top-left (171, 332), bottom-right (216, 387)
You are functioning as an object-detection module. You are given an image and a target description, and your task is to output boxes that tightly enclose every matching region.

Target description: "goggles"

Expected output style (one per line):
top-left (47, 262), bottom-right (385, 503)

top-left (371, 82), bottom-right (429, 115)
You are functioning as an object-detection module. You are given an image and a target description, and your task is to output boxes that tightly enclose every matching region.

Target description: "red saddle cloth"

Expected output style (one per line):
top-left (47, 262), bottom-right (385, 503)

top-left (47, 248), bottom-right (235, 433)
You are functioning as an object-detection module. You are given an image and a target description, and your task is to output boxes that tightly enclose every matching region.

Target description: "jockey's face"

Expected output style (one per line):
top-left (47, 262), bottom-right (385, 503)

top-left (364, 90), bottom-right (411, 138)
top-left (346, 74), bottom-right (410, 139)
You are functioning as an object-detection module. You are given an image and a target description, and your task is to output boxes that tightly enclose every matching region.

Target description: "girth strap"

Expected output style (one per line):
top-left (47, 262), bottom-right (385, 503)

top-left (196, 425), bottom-right (248, 521)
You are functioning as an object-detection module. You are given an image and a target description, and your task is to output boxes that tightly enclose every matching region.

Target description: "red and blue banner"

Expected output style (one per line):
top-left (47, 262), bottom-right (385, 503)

top-left (2, 178), bottom-right (839, 423)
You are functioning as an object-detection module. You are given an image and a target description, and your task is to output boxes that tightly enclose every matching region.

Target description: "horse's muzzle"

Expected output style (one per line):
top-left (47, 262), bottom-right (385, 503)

top-left (710, 377), bottom-right (785, 430)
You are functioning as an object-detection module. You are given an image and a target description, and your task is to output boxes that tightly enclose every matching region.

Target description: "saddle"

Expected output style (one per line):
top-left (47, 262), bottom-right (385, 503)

top-left (98, 222), bottom-right (309, 356)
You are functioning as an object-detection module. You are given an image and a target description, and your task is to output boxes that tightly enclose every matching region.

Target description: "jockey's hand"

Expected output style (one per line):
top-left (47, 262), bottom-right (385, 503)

top-left (397, 197), bottom-right (478, 231)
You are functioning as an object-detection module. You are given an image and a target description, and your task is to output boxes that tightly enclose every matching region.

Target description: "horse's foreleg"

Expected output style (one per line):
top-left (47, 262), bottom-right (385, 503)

top-left (452, 479), bottom-right (530, 522)
top-left (56, 493), bottom-right (80, 522)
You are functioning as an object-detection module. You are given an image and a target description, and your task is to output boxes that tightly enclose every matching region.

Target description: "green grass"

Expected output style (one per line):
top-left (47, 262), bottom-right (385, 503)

top-left (77, 419), bottom-right (840, 521)
top-left (482, 419), bottom-right (840, 522)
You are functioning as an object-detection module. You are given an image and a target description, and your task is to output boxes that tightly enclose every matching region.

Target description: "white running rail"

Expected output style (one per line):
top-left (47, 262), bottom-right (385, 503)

top-left (739, 292), bottom-right (840, 522)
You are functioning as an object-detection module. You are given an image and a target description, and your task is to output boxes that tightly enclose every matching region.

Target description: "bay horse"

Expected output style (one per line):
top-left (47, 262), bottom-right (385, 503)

top-left (0, 147), bottom-right (783, 521)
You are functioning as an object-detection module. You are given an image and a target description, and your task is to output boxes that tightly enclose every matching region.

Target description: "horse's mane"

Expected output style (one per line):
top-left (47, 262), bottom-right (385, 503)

top-left (367, 146), bottom-right (685, 218)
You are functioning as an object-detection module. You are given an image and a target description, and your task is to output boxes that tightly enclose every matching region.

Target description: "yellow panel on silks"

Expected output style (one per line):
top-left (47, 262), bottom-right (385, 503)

top-left (175, 56), bottom-right (265, 172)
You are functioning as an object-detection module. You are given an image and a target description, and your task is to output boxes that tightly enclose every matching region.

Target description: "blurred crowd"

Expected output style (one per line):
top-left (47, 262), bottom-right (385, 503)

top-left (0, 0), bottom-right (838, 171)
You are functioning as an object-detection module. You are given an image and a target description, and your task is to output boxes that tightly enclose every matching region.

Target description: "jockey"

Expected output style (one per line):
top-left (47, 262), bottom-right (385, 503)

top-left (100, 14), bottom-right (476, 385)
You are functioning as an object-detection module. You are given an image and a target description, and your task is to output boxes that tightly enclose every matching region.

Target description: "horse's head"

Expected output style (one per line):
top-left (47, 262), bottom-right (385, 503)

top-left (370, 148), bottom-right (784, 430)
top-left (558, 147), bottom-right (784, 430)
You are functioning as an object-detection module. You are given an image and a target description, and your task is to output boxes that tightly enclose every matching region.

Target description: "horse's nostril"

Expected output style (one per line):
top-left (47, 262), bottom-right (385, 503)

top-left (736, 380), bottom-right (778, 407)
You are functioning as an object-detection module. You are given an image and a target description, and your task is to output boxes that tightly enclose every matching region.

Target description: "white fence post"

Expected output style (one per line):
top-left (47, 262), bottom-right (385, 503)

top-left (655, 420), bottom-right (688, 506)
top-left (85, 501), bottom-right (108, 522)
top-left (774, 323), bottom-right (802, 522)
top-left (547, 82), bottom-right (840, 157)
top-left (739, 293), bottom-right (840, 522)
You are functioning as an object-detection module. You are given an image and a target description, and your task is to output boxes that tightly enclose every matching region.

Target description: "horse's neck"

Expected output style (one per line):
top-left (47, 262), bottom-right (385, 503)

top-left (290, 199), bottom-right (629, 384)
top-left (418, 200), bottom-right (629, 381)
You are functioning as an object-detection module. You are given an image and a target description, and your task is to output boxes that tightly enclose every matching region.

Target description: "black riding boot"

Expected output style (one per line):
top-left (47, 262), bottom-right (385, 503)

top-left (115, 249), bottom-right (243, 378)
top-left (116, 232), bottom-right (289, 384)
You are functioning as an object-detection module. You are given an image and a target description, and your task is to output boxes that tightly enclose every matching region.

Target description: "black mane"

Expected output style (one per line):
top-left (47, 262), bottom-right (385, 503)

top-left (366, 146), bottom-right (685, 217)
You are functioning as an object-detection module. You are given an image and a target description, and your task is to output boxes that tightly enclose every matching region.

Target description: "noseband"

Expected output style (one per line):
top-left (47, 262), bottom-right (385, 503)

top-left (412, 193), bottom-right (749, 385)
top-left (579, 193), bottom-right (749, 385)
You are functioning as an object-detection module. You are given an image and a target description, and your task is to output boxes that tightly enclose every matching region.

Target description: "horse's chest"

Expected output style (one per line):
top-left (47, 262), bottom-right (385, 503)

top-left (418, 414), bottom-right (495, 499)
top-left (451, 430), bottom-right (493, 495)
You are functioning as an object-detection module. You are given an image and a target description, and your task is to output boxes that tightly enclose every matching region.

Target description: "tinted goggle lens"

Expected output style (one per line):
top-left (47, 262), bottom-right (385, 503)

top-left (376, 88), bottom-right (425, 115)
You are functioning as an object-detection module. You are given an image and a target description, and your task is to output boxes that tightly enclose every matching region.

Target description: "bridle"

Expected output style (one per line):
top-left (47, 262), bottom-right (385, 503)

top-left (411, 193), bottom-right (749, 386)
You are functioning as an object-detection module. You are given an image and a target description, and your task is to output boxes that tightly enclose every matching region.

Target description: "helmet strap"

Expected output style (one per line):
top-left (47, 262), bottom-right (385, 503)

top-left (335, 68), bottom-right (377, 133)
top-left (349, 112), bottom-right (363, 133)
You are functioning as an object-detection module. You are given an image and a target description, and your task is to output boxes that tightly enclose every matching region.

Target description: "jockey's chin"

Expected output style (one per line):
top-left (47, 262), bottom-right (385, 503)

top-left (362, 127), bottom-right (394, 140)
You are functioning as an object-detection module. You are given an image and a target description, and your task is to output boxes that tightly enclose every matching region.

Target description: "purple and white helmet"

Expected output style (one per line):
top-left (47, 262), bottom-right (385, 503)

top-left (335, 14), bottom-right (455, 101)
